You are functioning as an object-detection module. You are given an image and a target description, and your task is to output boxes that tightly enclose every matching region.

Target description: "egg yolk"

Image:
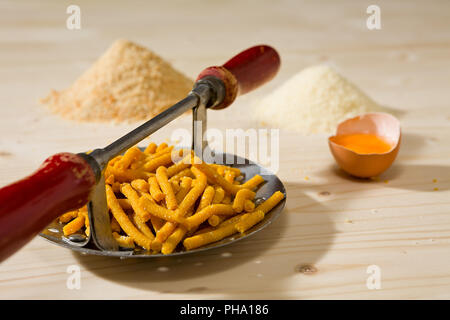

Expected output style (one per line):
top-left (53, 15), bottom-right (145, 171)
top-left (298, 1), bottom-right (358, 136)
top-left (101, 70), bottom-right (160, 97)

top-left (330, 133), bottom-right (393, 154)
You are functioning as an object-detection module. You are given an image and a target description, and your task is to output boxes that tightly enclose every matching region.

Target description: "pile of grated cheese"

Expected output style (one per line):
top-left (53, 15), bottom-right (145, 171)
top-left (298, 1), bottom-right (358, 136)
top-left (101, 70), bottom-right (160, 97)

top-left (41, 39), bottom-right (193, 122)
top-left (254, 65), bottom-right (385, 134)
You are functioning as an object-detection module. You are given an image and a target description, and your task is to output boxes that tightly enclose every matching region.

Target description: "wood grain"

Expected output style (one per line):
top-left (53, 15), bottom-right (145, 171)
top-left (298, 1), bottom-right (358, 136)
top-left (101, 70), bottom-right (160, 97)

top-left (0, 0), bottom-right (450, 299)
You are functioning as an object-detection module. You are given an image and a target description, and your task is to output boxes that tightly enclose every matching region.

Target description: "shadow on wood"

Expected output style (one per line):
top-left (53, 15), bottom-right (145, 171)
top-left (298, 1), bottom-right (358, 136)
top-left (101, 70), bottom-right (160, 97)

top-left (73, 182), bottom-right (336, 298)
top-left (329, 163), bottom-right (449, 192)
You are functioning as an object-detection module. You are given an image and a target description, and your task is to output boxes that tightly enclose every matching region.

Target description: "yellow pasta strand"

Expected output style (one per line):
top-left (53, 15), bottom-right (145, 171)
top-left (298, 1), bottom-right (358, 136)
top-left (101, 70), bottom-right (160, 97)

top-left (121, 184), bottom-right (153, 225)
top-left (255, 191), bottom-right (285, 214)
top-left (169, 168), bottom-right (194, 182)
top-left (175, 177), bottom-right (192, 205)
top-left (149, 215), bottom-right (165, 233)
top-left (183, 204), bottom-right (234, 231)
top-left (105, 185), bottom-right (152, 250)
top-left (167, 154), bottom-right (192, 177)
top-left (241, 175), bottom-right (265, 190)
top-left (156, 166), bottom-right (178, 210)
top-left (197, 186), bottom-right (215, 212)
top-left (212, 186), bottom-right (225, 204)
top-left (138, 196), bottom-right (183, 224)
top-left (78, 209), bottom-right (90, 235)
top-left (130, 179), bottom-right (149, 193)
top-left (210, 164), bottom-right (241, 176)
top-left (232, 189), bottom-right (256, 213)
top-left (160, 168), bottom-right (207, 252)
top-left (193, 226), bottom-right (215, 236)
top-left (148, 176), bottom-right (165, 202)
top-left (155, 142), bottom-right (168, 153)
top-left (224, 170), bottom-right (236, 184)
top-left (144, 142), bottom-right (157, 154)
top-left (117, 147), bottom-right (144, 169)
top-left (244, 199), bottom-right (255, 212)
top-left (144, 152), bottom-right (173, 172)
top-left (130, 212), bottom-right (155, 239)
top-left (193, 162), bottom-right (241, 195)
top-left (183, 223), bottom-right (237, 250)
top-left (154, 222), bottom-right (177, 246)
top-left (110, 216), bottom-right (121, 233)
top-left (108, 155), bottom-right (122, 167)
top-left (171, 180), bottom-right (181, 193)
top-left (161, 180), bottom-right (208, 254)
top-left (177, 167), bottom-right (207, 217)
top-left (207, 215), bottom-right (224, 227)
top-left (235, 210), bottom-right (265, 233)
top-left (218, 213), bottom-right (245, 228)
top-left (108, 166), bottom-right (151, 182)
top-left (111, 181), bottom-right (121, 193)
top-left (63, 214), bottom-right (85, 236)
top-left (222, 195), bottom-right (232, 204)
top-left (112, 232), bottom-right (135, 249)
top-left (59, 210), bottom-right (78, 223)
top-left (117, 198), bottom-right (132, 211)
top-left (105, 174), bottom-right (115, 185)
top-left (161, 225), bottom-right (188, 255)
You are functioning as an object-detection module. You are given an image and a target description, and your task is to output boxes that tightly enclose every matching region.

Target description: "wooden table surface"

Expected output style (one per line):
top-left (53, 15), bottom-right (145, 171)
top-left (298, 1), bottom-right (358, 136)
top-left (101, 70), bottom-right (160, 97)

top-left (1, 0), bottom-right (450, 299)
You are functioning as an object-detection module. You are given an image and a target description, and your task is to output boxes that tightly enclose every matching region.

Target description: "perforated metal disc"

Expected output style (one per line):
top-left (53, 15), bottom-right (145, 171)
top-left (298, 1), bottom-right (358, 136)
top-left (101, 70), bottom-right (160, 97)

top-left (39, 153), bottom-right (286, 258)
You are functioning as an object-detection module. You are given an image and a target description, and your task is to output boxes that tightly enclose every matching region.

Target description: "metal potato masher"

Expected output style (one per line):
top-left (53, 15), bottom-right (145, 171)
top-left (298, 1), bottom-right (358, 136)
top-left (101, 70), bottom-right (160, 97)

top-left (0, 45), bottom-right (286, 261)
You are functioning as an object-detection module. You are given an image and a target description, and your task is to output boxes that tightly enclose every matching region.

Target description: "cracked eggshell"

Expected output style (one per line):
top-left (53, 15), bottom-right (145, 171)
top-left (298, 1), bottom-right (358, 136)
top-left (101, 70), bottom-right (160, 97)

top-left (328, 112), bottom-right (401, 178)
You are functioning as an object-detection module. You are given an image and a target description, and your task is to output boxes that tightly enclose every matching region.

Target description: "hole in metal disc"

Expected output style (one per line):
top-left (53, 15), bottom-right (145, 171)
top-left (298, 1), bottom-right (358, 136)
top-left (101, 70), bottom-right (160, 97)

top-left (254, 197), bottom-right (266, 206)
top-left (68, 234), bottom-right (87, 242)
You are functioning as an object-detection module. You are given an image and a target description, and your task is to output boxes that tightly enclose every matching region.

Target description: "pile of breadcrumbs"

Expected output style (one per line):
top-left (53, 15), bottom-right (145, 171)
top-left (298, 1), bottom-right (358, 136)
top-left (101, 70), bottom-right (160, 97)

top-left (41, 39), bottom-right (193, 122)
top-left (254, 65), bottom-right (385, 134)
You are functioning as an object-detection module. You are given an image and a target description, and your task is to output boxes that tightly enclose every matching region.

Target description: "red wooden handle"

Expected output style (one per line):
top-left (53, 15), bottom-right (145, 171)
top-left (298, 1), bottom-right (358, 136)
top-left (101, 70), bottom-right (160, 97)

top-left (0, 153), bottom-right (96, 262)
top-left (197, 45), bottom-right (280, 109)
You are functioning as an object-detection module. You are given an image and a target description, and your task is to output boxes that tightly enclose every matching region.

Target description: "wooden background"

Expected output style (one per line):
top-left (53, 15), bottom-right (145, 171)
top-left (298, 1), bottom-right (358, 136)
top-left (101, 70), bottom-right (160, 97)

top-left (0, 0), bottom-right (450, 299)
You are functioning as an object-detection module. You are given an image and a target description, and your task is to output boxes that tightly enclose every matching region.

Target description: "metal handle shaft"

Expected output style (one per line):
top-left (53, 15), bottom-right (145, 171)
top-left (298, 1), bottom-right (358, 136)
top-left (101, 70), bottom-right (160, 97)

top-left (90, 91), bottom-right (202, 169)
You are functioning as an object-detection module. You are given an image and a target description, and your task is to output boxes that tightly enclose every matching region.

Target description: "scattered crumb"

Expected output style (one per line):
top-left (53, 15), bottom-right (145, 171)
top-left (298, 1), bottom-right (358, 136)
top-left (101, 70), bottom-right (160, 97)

top-left (371, 176), bottom-right (380, 182)
top-left (318, 191), bottom-right (331, 196)
top-left (433, 187), bottom-right (439, 191)
top-left (295, 264), bottom-right (318, 275)
top-left (383, 180), bottom-right (389, 184)
top-left (0, 151), bottom-right (12, 157)
top-left (185, 287), bottom-right (208, 293)
top-left (345, 219), bottom-right (354, 224)
top-left (304, 176), bottom-right (309, 181)
top-left (157, 266), bottom-right (169, 272)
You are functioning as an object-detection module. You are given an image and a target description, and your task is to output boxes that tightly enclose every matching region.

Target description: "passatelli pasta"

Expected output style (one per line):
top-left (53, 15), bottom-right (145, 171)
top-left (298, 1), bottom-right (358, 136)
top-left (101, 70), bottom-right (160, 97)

top-left (58, 142), bottom-right (284, 254)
